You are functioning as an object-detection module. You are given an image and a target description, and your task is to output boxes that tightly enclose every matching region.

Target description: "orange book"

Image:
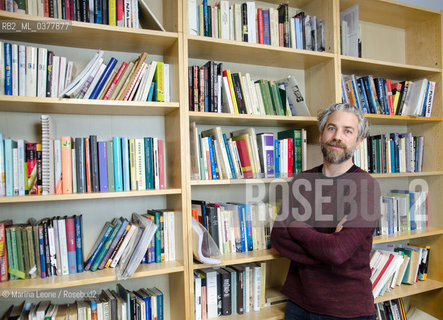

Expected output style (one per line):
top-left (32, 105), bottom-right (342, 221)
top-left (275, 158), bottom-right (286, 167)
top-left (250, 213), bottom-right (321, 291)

top-left (84, 138), bottom-right (92, 193)
top-left (192, 208), bottom-right (199, 220)
top-left (61, 136), bottom-right (72, 194)
top-left (0, 221), bottom-right (10, 282)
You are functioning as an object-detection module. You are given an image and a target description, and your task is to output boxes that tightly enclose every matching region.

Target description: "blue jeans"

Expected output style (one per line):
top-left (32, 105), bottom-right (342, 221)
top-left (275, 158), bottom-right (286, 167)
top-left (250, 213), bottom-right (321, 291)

top-left (284, 300), bottom-right (376, 320)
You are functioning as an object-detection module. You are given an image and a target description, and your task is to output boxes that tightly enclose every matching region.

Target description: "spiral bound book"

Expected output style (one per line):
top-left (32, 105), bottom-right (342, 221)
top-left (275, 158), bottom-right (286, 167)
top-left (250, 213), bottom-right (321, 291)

top-left (41, 115), bottom-right (56, 195)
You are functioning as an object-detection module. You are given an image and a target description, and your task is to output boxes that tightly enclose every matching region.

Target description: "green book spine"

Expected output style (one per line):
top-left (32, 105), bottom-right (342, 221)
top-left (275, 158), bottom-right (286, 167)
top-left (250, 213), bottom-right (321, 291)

top-left (91, 219), bottom-right (122, 271)
top-left (267, 81), bottom-right (279, 115)
top-left (148, 211), bottom-right (162, 263)
top-left (21, 228), bottom-right (30, 278)
top-left (293, 129), bottom-right (302, 174)
top-left (5, 228), bottom-right (15, 280)
top-left (270, 81), bottom-right (284, 116)
top-left (26, 226), bottom-right (36, 278)
top-left (144, 137), bottom-right (154, 189)
top-left (15, 227), bottom-right (25, 277)
top-left (257, 80), bottom-right (274, 115)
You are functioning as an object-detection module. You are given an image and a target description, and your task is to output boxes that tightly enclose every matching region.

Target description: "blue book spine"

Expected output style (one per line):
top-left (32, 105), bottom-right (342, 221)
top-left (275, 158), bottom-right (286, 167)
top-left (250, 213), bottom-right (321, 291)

top-left (4, 43), bottom-right (12, 96)
top-left (113, 137), bottom-right (123, 192)
top-left (357, 78), bottom-right (370, 113)
top-left (157, 292), bottom-right (164, 320)
top-left (38, 226), bottom-right (46, 278)
top-left (134, 292), bottom-right (151, 320)
top-left (264, 134), bottom-right (275, 177)
top-left (203, 0), bottom-right (209, 36)
top-left (89, 57), bottom-right (117, 99)
top-left (147, 81), bottom-right (155, 101)
top-left (121, 137), bottom-right (130, 191)
top-left (94, 0), bottom-right (102, 24)
top-left (222, 133), bottom-right (236, 179)
top-left (74, 215), bottom-right (84, 273)
top-left (244, 203), bottom-right (253, 251)
top-left (238, 205), bottom-right (247, 252)
top-left (97, 141), bottom-right (108, 192)
top-left (390, 140), bottom-right (395, 173)
top-left (274, 139), bottom-right (280, 178)
top-left (295, 17), bottom-right (303, 49)
top-left (421, 81), bottom-right (430, 117)
top-left (84, 223), bottom-right (113, 271)
top-left (263, 10), bottom-right (270, 45)
top-left (409, 192), bottom-right (415, 231)
top-left (144, 137), bottom-right (155, 189)
top-left (207, 136), bottom-right (217, 180)
top-left (363, 76), bottom-right (379, 114)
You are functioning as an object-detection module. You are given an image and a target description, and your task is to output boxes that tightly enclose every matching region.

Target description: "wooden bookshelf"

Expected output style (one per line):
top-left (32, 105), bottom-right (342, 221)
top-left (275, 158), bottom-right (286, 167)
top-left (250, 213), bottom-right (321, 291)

top-left (374, 279), bottom-right (443, 303)
top-left (0, 260), bottom-right (185, 291)
top-left (190, 178), bottom-right (293, 186)
top-left (193, 249), bottom-right (281, 270)
top-left (373, 228), bottom-right (443, 244)
top-left (370, 171), bottom-right (443, 179)
top-left (220, 303), bottom-right (286, 320)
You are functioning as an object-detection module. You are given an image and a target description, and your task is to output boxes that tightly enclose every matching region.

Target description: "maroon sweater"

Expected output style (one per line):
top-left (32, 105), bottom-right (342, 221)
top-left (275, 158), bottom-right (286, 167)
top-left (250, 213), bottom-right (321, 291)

top-left (271, 165), bottom-right (380, 318)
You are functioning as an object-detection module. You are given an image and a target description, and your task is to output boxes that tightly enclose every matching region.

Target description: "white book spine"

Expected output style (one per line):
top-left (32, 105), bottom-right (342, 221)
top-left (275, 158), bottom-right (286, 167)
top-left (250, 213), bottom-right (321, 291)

top-left (124, 0), bottom-right (132, 28)
top-left (194, 276), bottom-right (202, 320)
top-left (234, 4), bottom-right (242, 42)
top-left (37, 47), bottom-right (47, 97)
top-left (26, 46), bottom-right (37, 97)
top-left (188, 0), bottom-right (198, 35)
top-left (65, 61), bottom-right (74, 89)
top-left (164, 63), bottom-right (170, 102)
top-left (71, 146), bottom-right (77, 193)
top-left (135, 138), bottom-right (146, 191)
top-left (18, 45), bottom-right (26, 96)
top-left (47, 226), bottom-right (57, 276)
top-left (168, 211), bottom-right (175, 261)
top-left (84, 63), bottom-right (106, 99)
top-left (131, 0), bottom-right (139, 28)
top-left (17, 139), bottom-right (25, 196)
top-left (229, 5), bottom-right (234, 41)
top-left (11, 44), bottom-right (18, 96)
top-left (58, 56), bottom-right (67, 96)
top-left (153, 138), bottom-right (159, 189)
top-left (52, 220), bottom-right (61, 276)
top-left (220, 1), bottom-right (230, 40)
top-left (51, 56), bottom-right (60, 98)
top-left (141, 61), bottom-right (158, 101)
top-left (12, 148), bottom-right (19, 195)
top-left (425, 81), bottom-right (436, 117)
top-left (163, 211), bottom-right (169, 262)
top-left (0, 134), bottom-right (5, 196)
top-left (206, 271), bottom-right (218, 318)
top-left (253, 266), bottom-right (261, 311)
top-left (57, 218), bottom-right (70, 275)
top-left (0, 42), bottom-right (4, 95)
top-left (246, 2), bottom-right (256, 43)
top-left (54, 139), bottom-right (62, 194)
top-left (110, 224), bottom-right (137, 268)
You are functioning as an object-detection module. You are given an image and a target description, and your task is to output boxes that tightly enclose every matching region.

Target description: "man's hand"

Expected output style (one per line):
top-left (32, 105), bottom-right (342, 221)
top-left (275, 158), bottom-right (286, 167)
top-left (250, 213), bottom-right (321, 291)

top-left (335, 215), bottom-right (348, 233)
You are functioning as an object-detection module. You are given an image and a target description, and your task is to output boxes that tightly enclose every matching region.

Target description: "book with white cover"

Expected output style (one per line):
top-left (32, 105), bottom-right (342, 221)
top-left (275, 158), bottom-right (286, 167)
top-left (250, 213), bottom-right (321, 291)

top-left (17, 139), bottom-right (25, 196)
top-left (402, 78), bottom-right (428, 116)
top-left (18, 45), bottom-right (26, 96)
top-left (57, 218), bottom-right (70, 275)
top-left (58, 57), bottom-right (67, 96)
top-left (246, 2), bottom-right (256, 43)
top-left (37, 47), bottom-right (47, 97)
top-left (26, 46), bottom-right (38, 97)
top-left (340, 5), bottom-right (359, 57)
top-left (51, 56), bottom-right (60, 98)
top-left (278, 75), bottom-right (311, 116)
top-left (11, 44), bottom-right (18, 96)
top-left (188, 0), bottom-right (198, 35)
top-left (41, 115), bottom-right (56, 195)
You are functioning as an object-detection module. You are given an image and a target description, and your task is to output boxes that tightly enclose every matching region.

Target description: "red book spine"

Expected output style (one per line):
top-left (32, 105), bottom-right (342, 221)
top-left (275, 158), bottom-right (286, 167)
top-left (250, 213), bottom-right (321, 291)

top-left (257, 8), bottom-right (264, 44)
top-left (372, 253), bottom-right (394, 290)
top-left (287, 138), bottom-right (293, 178)
top-left (43, 0), bottom-right (49, 17)
top-left (236, 139), bottom-right (253, 179)
top-left (26, 142), bottom-right (38, 195)
top-left (0, 223), bottom-right (7, 282)
top-left (103, 62), bottom-right (127, 100)
top-left (116, 0), bottom-right (124, 23)
top-left (279, 23), bottom-right (284, 47)
top-left (386, 79), bottom-right (394, 115)
top-left (84, 138), bottom-right (92, 193)
top-left (65, 217), bottom-right (77, 274)
top-left (158, 139), bottom-right (165, 189)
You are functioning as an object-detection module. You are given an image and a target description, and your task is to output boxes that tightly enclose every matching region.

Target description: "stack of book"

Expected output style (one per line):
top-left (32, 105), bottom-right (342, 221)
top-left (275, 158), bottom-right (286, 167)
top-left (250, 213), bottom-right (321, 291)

top-left (189, 1), bottom-right (325, 52)
top-left (1, 0), bottom-right (142, 28)
top-left (375, 298), bottom-right (408, 320)
top-left (0, 118), bottom-right (166, 197)
top-left (342, 74), bottom-right (435, 117)
top-left (371, 243), bottom-right (431, 299)
top-left (194, 262), bottom-right (267, 319)
top-left (191, 201), bottom-right (278, 255)
top-left (2, 284), bottom-right (164, 320)
top-left (190, 125), bottom-right (307, 181)
top-left (0, 216), bottom-right (84, 281)
top-left (353, 132), bottom-right (425, 174)
top-left (188, 61), bottom-right (311, 117)
top-left (377, 190), bottom-right (428, 236)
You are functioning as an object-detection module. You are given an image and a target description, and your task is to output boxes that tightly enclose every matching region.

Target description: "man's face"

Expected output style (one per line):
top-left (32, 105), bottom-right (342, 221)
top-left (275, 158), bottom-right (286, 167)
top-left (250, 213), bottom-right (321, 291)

top-left (320, 111), bottom-right (362, 164)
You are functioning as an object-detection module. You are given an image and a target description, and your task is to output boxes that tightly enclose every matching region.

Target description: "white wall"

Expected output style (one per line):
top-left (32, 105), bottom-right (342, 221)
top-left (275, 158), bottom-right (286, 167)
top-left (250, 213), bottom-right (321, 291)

top-left (397, 0), bottom-right (443, 10)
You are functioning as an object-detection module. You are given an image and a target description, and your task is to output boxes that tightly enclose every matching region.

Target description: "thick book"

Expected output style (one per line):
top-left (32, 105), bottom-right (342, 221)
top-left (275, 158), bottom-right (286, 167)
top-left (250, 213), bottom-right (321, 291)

top-left (61, 137), bottom-right (72, 194)
top-left (90, 57), bottom-right (118, 99)
top-left (65, 216), bottom-right (77, 274)
top-left (75, 137), bottom-right (86, 193)
top-left (74, 215), bottom-right (84, 273)
top-left (97, 141), bottom-right (108, 192)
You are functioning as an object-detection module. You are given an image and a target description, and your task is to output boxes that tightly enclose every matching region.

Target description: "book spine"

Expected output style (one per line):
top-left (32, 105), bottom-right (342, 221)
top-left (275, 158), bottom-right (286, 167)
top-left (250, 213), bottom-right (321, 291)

top-left (74, 215), bottom-right (83, 273)
top-left (106, 141), bottom-right (115, 192)
top-left (113, 137), bottom-right (123, 192)
top-left (61, 136), bottom-right (72, 194)
top-left (97, 141), bottom-right (108, 192)
top-left (65, 217), bottom-right (77, 274)
top-left (121, 137), bottom-right (130, 191)
top-left (89, 135), bottom-right (99, 192)
top-left (144, 137), bottom-right (154, 189)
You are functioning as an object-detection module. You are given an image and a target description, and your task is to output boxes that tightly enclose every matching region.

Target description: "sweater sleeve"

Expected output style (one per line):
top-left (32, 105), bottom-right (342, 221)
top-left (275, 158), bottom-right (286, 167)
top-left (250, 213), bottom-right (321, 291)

top-left (287, 221), bottom-right (373, 265)
top-left (270, 221), bottom-right (320, 265)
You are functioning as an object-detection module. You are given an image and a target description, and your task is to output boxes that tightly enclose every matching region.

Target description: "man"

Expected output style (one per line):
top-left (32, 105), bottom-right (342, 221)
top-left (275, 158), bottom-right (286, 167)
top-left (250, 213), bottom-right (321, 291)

top-left (271, 103), bottom-right (380, 319)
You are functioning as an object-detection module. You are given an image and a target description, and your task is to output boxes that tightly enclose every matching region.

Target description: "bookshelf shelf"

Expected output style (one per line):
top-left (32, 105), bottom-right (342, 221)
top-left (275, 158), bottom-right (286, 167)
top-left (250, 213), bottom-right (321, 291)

top-left (190, 178), bottom-right (292, 186)
top-left (0, 96), bottom-right (180, 116)
top-left (0, 188), bottom-right (182, 204)
top-left (193, 249), bottom-right (281, 270)
top-left (370, 171), bottom-right (443, 179)
top-left (373, 228), bottom-right (443, 244)
top-left (0, 260), bottom-right (185, 291)
top-left (220, 303), bottom-right (285, 320)
top-left (187, 35), bottom-right (335, 69)
top-left (364, 114), bottom-right (442, 125)
top-left (374, 279), bottom-right (443, 303)
top-left (0, 11), bottom-right (179, 54)
top-left (189, 111), bottom-right (318, 127)
top-left (340, 56), bottom-right (441, 79)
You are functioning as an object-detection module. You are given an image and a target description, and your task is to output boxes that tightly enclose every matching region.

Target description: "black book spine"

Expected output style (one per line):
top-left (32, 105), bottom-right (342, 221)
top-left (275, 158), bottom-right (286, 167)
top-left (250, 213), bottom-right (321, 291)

top-left (237, 269), bottom-right (244, 314)
top-left (75, 137), bottom-right (86, 193)
top-left (241, 3), bottom-right (248, 42)
top-left (102, 0), bottom-right (108, 24)
top-left (217, 271), bottom-right (222, 316)
top-left (89, 135), bottom-right (99, 192)
top-left (188, 66), bottom-right (194, 111)
top-left (46, 51), bottom-right (53, 98)
top-left (41, 219), bottom-right (52, 277)
top-left (193, 66), bottom-right (199, 111)
top-left (231, 73), bottom-right (246, 114)
top-left (221, 272), bottom-right (231, 315)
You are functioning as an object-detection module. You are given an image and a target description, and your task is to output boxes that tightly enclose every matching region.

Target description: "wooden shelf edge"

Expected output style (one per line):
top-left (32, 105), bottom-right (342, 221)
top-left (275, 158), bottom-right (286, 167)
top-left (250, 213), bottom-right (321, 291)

top-left (373, 228), bottom-right (443, 244)
top-left (220, 303), bottom-right (286, 320)
top-left (374, 279), bottom-right (443, 303)
top-left (371, 171), bottom-right (443, 179)
top-left (188, 111), bottom-right (317, 122)
top-left (193, 250), bottom-right (281, 270)
top-left (0, 188), bottom-right (182, 203)
top-left (340, 56), bottom-right (441, 73)
top-left (0, 261), bottom-right (185, 291)
top-left (364, 114), bottom-right (442, 123)
top-left (187, 35), bottom-right (335, 58)
top-left (190, 178), bottom-right (293, 186)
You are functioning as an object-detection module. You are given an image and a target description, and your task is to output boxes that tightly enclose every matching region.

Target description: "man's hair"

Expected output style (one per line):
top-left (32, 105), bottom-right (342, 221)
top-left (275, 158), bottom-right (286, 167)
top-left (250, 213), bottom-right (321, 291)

top-left (317, 103), bottom-right (369, 139)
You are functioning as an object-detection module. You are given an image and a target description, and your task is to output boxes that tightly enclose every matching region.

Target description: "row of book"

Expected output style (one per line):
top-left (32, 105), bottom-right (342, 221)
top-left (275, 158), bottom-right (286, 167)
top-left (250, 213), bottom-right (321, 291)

top-left (190, 125), bottom-right (307, 181)
top-left (0, 210), bottom-right (170, 282)
top-left (191, 201), bottom-right (278, 255)
top-left (342, 74), bottom-right (435, 117)
top-left (378, 191), bottom-right (428, 236)
top-left (87, 209), bottom-right (176, 273)
top-left (0, 132), bottom-right (166, 197)
top-left (188, 61), bottom-right (310, 117)
top-left (0, 43), bottom-right (170, 102)
top-left (0, 216), bottom-right (84, 281)
top-left (0, 0), bottom-right (142, 28)
top-left (352, 133), bottom-right (425, 174)
top-left (2, 284), bottom-right (164, 320)
top-left (188, 1), bottom-right (325, 52)
top-left (371, 243), bottom-right (430, 299)
top-left (194, 262), bottom-right (267, 319)
top-left (375, 298), bottom-right (408, 320)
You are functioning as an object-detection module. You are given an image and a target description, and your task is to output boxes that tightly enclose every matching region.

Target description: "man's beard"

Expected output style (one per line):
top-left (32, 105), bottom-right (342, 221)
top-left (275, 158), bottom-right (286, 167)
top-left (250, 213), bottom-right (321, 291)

top-left (320, 139), bottom-right (355, 164)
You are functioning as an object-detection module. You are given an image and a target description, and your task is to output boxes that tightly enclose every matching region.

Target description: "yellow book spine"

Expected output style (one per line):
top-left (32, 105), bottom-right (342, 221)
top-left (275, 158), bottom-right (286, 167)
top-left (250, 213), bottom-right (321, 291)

top-left (226, 70), bottom-right (239, 114)
top-left (155, 62), bottom-right (165, 102)
top-left (109, 0), bottom-right (116, 26)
